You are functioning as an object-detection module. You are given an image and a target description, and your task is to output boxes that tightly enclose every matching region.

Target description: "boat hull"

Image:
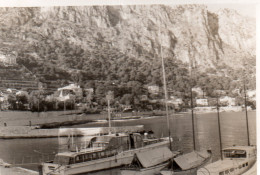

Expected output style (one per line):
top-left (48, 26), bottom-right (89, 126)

top-left (42, 139), bottom-right (169, 175)
top-left (197, 156), bottom-right (256, 175)
top-left (121, 162), bottom-right (169, 175)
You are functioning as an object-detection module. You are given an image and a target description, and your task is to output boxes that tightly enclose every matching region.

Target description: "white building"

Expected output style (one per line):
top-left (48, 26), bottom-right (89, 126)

top-left (168, 96), bottom-right (183, 107)
top-left (57, 84), bottom-right (82, 101)
top-left (247, 90), bottom-right (256, 101)
top-left (219, 96), bottom-right (236, 106)
top-left (148, 85), bottom-right (159, 94)
top-left (196, 98), bottom-right (208, 106)
top-left (0, 51), bottom-right (16, 65)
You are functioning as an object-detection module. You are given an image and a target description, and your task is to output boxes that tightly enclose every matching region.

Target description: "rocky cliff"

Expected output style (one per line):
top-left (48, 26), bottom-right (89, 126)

top-left (0, 4), bottom-right (255, 75)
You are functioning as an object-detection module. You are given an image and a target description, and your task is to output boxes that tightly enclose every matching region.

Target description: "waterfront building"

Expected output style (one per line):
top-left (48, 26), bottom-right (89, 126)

top-left (168, 97), bottom-right (183, 107)
top-left (58, 84), bottom-right (82, 96)
top-left (57, 83), bottom-right (82, 101)
top-left (247, 90), bottom-right (256, 101)
top-left (219, 96), bottom-right (236, 106)
top-left (196, 98), bottom-right (208, 106)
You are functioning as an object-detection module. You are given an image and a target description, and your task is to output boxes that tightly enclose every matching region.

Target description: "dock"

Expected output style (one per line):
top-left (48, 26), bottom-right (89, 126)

top-left (0, 125), bottom-right (144, 139)
top-left (0, 159), bottom-right (38, 175)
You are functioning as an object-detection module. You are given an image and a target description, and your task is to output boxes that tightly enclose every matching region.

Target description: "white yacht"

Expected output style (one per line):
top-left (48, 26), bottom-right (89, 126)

top-left (41, 133), bottom-right (170, 175)
top-left (197, 145), bottom-right (256, 175)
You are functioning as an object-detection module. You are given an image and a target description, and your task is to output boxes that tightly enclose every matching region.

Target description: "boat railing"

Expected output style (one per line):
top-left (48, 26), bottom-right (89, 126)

top-left (143, 138), bottom-right (165, 146)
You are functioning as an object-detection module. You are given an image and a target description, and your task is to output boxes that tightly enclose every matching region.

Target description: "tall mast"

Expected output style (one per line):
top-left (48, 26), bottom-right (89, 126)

top-left (189, 65), bottom-right (196, 151)
top-left (106, 91), bottom-right (113, 135)
top-left (108, 98), bottom-right (111, 134)
top-left (216, 95), bottom-right (223, 160)
top-left (159, 24), bottom-right (172, 150)
top-left (243, 70), bottom-right (250, 146)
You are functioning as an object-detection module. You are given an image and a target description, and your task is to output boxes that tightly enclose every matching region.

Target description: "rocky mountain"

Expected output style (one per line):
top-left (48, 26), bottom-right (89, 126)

top-left (0, 5), bottom-right (256, 89)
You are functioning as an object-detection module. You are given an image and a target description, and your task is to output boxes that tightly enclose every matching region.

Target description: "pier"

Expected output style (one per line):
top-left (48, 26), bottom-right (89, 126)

top-left (0, 125), bottom-right (144, 139)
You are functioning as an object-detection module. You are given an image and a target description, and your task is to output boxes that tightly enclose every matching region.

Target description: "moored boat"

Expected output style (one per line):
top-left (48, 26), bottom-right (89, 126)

top-left (160, 150), bottom-right (212, 175)
top-left (121, 147), bottom-right (180, 175)
top-left (41, 132), bottom-right (170, 175)
top-left (197, 78), bottom-right (256, 175)
top-left (197, 146), bottom-right (256, 175)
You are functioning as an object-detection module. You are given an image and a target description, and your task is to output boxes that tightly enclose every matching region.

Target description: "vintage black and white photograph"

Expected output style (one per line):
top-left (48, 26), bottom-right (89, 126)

top-left (0, 1), bottom-right (257, 175)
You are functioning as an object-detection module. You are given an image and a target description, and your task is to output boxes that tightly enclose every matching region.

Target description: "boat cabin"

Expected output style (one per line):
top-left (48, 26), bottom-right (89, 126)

top-left (53, 133), bottom-right (146, 165)
top-left (222, 146), bottom-right (256, 160)
top-left (197, 146), bottom-right (256, 175)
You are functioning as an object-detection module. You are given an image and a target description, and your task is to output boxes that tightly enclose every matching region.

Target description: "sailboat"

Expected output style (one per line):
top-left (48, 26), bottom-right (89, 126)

top-left (41, 90), bottom-right (171, 175)
top-left (160, 64), bottom-right (212, 175)
top-left (197, 81), bottom-right (256, 175)
top-left (120, 24), bottom-right (177, 175)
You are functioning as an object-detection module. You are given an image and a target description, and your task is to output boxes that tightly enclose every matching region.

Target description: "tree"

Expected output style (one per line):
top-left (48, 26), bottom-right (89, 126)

top-left (8, 94), bottom-right (17, 110)
top-left (120, 94), bottom-right (133, 105)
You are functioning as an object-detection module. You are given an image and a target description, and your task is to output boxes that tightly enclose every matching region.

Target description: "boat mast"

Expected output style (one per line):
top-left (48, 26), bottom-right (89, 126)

top-left (159, 24), bottom-right (172, 150)
top-left (243, 70), bottom-right (250, 146)
top-left (216, 95), bottom-right (223, 160)
top-left (189, 64), bottom-right (196, 151)
top-left (108, 98), bottom-right (111, 134)
top-left (106, 91), bottom-right (113, 135)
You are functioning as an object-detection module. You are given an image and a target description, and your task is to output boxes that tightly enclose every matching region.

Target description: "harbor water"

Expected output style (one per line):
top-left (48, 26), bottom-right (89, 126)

top-left (0, 111), bottom-right (256, 174)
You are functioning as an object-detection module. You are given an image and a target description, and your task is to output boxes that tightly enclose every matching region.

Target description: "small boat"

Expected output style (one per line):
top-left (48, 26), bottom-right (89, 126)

top-left (197, 146), bottom-right (256, 175)
top-left (121, 147), bottom-right (180, 175)
top-left (160, 150), bottom-right (212, 175)
top-left (41, 132), bottom-right (171, 175)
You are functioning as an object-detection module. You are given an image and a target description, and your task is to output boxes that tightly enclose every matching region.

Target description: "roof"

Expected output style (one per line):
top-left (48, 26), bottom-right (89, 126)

top-left (174, 150), bottom-right (211, 170)
top-left (58, 84), bottom-right (80, 91)
top-left (135, 147), bottom-right (174, 168)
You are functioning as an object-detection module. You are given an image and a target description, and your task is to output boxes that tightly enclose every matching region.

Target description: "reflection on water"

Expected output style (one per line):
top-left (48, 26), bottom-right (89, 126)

top-left (0, 111), bottom-right (256, 174)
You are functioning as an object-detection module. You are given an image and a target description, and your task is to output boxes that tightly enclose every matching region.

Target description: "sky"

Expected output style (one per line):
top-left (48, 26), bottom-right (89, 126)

top-left (206, 4), bottom-right (256, 18)
top-left (0, 0), bottom-right (258, 18)
top-left (0, 0), bottom-right (257, 18)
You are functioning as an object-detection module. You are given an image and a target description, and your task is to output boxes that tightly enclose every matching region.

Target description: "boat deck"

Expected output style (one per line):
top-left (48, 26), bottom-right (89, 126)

top-left (203, 159), bottom-right (245, 173)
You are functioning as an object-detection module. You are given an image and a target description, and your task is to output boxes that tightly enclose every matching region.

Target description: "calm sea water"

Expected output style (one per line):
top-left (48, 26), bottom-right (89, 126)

top-left (0, 111), bottom-right (256, 174)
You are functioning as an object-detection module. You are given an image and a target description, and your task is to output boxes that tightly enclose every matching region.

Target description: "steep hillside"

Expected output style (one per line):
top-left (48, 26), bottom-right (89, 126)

top-left (0, 5), bottom-right (256, 93)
